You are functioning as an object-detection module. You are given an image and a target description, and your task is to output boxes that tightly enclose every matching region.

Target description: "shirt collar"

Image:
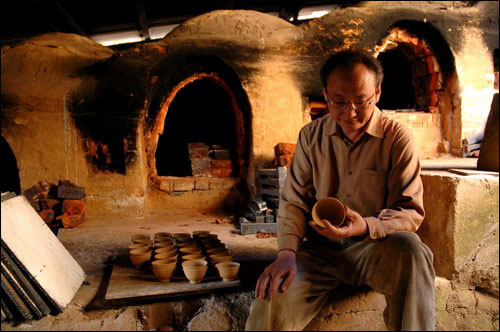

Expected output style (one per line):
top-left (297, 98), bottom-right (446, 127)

top-left (323, 107), bottom-right (384, 139)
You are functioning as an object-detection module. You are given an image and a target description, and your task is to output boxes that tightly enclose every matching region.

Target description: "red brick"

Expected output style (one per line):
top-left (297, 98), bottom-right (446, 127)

top-left (57, 212), bottom-right (85, 228)
top-left (39, 198), bottom-right (60, 210)
top-left (274, 143), bottom-right (296, 156)
top-left (62, 199), bottom-right (86, 215)
top-left (210, 159), bottom-right (232, 168)
top-left (210, 167), bottom-right (233, 178)
top-left (273, 154), bottom-right (293, 167)
top-left (38, 209), bottom-right (55, 224)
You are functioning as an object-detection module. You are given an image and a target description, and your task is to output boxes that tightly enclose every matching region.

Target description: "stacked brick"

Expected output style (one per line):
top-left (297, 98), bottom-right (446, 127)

top-left (188, 143), bottom-right (233, 178)
top-left (272, 143), bottom-right (296, 168)
top-left (22, 180), bottom-right (86, 232)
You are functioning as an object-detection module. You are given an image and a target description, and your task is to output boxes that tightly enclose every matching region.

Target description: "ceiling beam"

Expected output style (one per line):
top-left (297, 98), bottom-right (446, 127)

top-left (54, 1), bottom-right (89, 37)
top-left (135, 1), bottom-right (150, 41)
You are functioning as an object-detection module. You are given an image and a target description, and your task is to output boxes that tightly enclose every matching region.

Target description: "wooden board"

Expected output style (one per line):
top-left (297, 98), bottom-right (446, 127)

top-left (1, 196), bottom-right (85, 311)
top-left (105, 256), bottom-right (240, 301)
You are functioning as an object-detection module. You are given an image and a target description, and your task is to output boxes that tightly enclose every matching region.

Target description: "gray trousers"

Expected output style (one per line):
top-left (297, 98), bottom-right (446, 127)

top-left (245, 232), bottom-right (435, 331)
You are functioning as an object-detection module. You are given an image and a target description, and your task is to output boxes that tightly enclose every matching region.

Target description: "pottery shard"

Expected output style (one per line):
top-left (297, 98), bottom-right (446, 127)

top-left (57, 212), bottom-right (85, 228)
top-left (274, 143), bottom-right (296, 157)
top-left (273, 154), bottom-right (293, 167)
top-left (62, 199), bottom-right (86, 215)
top-left (38, 209), bottom-right (55, 224)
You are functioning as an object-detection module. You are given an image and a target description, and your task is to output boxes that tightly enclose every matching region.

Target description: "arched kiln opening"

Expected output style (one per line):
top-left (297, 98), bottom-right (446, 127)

top-left (156, 77), bottom-right (238, 177)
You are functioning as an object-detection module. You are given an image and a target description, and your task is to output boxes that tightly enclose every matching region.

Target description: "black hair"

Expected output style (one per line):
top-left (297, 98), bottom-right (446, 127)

top-left (320, 49), bottom-right (384, 88)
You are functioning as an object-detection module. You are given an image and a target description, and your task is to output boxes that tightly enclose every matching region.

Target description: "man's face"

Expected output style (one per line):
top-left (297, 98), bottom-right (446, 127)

top-left (323, 63), bottom-right (381, 135)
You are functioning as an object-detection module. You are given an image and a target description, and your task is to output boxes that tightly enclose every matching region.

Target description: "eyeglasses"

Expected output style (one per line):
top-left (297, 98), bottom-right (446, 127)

top-left (324, 92), bottom-right (376, 110)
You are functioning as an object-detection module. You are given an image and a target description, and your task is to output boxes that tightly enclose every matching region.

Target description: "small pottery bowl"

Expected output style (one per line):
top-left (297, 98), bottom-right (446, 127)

top-left (192, 231), bottom-right (211, 238)
top-left (215, 262), bottom-right (240, 281)
top-left (173, 232), bottom-right (191, 239)
top-left (179, 247), bottom-right (202, 256)
top-left (128, 243), bottom-right (150, 251)
top-left (152, 258), bottom-right (177, 270)
top-left (152, 260), bottom-right (176, 283)
top-left (155, 247), bottom-right (177, 255)
top-left (209, 253), bottom-right (232, 264)
top-left (154, 232), bottom-right (172, 239)
top-left (311, 197), bottom-right (346, 228)
top-left (182, 254), bottom-right (206, 261)
top-left (176, 241), bottom-right (197, 248)
top-left (129, 247), bottom-right (152, 267)
top-left (132, 237), bottom-right (152, 245)
top-left (154, 241), bottom-right (175, 249)
top-left (131, 233), bottom-right (150, 241)
top-left (182, 259), bottom-right (208, 284)
top-left (154, 252), bottom-right (178, 260)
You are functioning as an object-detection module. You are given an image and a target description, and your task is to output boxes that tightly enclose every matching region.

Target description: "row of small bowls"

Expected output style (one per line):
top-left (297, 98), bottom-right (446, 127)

top-left (128, 231), bottom-right (239, 283)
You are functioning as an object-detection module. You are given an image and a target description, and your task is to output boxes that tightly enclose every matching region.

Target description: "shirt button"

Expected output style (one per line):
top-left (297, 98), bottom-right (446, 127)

top-left (347, 194), bottom-right (351, 198)
top-left (348, 171), bottom-right (353, 175)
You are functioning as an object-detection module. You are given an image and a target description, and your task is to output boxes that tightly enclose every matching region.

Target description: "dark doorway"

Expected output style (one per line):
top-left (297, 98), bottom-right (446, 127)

top-left (1, 136), bottom-right (21, 194)
top-left (377, 48), bottom-right (417, 110)
top-left (156, 78), bottom-right (237, 177)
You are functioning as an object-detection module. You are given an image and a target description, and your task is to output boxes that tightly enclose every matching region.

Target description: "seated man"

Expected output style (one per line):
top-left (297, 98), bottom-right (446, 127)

top-left (245, 50), bottom-right (436, 331)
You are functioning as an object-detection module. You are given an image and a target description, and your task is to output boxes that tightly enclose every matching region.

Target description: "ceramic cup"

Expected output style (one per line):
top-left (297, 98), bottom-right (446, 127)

top-left (179, 247), bottom-right (202, 256)
top-left (152, 259), bottom-right (176, 283)
top-left (128, 243), bottom-right (150, 251)
top-left (176, 241), bottom-right (198, 249)
top-left (182, 259), bottom-right (208, 284)
top-left (154, 241), bottom-right (175, 249)
top-left (129, 247), bottom-right (152, 268)
top-left (192, 231), bottom-right (211, 238)
top-left (311, 197), bottom-right (346, 228)
top-left (155, 247), bottom-right (177, 255)
top-left (215, 262), bottom-right (240, 282)
top-left (154, 232), bottom-right (172, 239)
top-left (209, 253), bottom-right (232, 264)
top-left (182, 254), bottom-right (206, 261)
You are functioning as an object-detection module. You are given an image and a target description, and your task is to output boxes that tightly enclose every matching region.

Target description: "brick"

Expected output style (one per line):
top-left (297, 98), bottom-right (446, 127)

top-left (209, 179), bottom-right (238, 190)
top-left (62, 199), bottom-right (86, 215)
top-left (189, 148), bottom-right (209, 159)
top-left (57, 185), bottom-right (85, 200)
top-left (273, 154), bottom-right (293, 167)
top-left (57, 212), bottom-right (85, 228)
top-left (426, 55), bottom-right (440, 73)
top-left (38, 209), bottom-right (55, 224)
top-left (29, 199), bottom-right (41, 211)
top-left (210, 167), bottom-right (233, 178)
top-left (173, 179), bottom-right (194, 191)
top-left (274, 143), bottom-right (296, 156)
top-left (210, 149), bottom-right (231, 160)
top-left (39, 198), bottom-right (60, 210)
top-left (191, 157), bottom-right (211, 177)
top-left (23, 180), bottom-right (52, 201)
top-left (194, 179), bottom-right (210, 190)
top-left (159, 180), bottom-right (172, 192)
top-left (210, 159), bottom-right (232, 168)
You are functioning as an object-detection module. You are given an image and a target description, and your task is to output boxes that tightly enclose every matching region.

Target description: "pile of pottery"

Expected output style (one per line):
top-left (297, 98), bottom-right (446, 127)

top-left (128, 231), bottom-right (240, 284)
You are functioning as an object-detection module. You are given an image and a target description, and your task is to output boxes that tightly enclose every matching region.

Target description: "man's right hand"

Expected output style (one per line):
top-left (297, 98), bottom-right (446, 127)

top-left (255, 249), bottom-right (297, 300)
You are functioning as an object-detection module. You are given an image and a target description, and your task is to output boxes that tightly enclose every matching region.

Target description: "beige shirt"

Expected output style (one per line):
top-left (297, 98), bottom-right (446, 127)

top-left (277, 107), bottom-right (425, 253)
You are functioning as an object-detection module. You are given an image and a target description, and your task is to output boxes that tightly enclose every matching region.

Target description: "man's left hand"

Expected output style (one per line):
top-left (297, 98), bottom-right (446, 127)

top-left (309, 205), bottom-right (368, 239)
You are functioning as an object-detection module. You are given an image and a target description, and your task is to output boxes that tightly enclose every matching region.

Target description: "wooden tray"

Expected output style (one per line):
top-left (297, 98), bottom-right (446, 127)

top-left (105, 254), bottom-right (240, 301)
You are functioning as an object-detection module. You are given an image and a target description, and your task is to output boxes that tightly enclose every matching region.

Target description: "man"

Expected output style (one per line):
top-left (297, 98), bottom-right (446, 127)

top-left (245, 50), bottom-right (436, 331)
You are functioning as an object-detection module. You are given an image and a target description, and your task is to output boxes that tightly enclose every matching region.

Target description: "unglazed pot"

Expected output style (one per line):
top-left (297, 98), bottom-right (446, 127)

top-left (152, 259), bottom-right (176, 283)
top-left (182, 259), bottom-right (208, 284)
top-left (215, 262), bottom-right (240, 282)
top-left (311, 197), bottom-right (346, 228)
top-left (129, 247), bottom-right (152, 268)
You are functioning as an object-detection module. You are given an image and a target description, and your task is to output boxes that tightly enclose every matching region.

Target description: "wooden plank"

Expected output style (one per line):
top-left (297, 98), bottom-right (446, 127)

top-left (105, 262), bottom-right (240, 301)
top-left (1, 196), bottom-right (85, 311)
top-left (447, 168), bottom-right (499, 176)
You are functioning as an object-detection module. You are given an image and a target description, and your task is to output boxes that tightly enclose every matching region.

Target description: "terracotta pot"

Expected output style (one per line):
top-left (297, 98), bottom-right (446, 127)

top-left (209, 253), bottom-right (232, 264)
top-left (129, 247), bottom-right (152, 267)
top-left (154, 232), bottom-right (173, 239)
top-left (152, 259), bottom-right (176, 283)
top-left (182, 254), bottom-right (206, 261)
top-left (154, 252), bottom-right (178, 261)
top-left (179, 247), bottom-right (202, 256)
top-left (154, 241), bottom-right (175, 249)
top-left (128, 243), bottom-right (150, 251)
top-left (176, 241), bottom-right (197, 248)
top-left (311, 197), bottom-right (346, 228)
top-left (155, 247), bottom-right (177, 255)
top-left (192, 231), bottom-right (211, 238)
top-left (182, 259), bottom-right (208, 284)
top-left (203, 241), bottom-right (225, 250)
top-left (215, 262), bottom-right (240, 281)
